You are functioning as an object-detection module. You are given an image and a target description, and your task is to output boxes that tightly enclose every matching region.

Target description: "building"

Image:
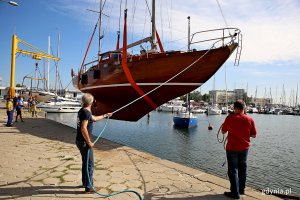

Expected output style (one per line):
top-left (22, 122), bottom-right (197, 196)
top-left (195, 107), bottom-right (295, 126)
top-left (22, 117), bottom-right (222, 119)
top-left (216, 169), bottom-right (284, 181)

top-left (234, 89), bottom-right (246, 100)
top-left (252, 98), bottom-right (273, 107)
top-left (0, 86), bottom-right (23, 98)
top-left (209, 89), bottom-right (247, 105)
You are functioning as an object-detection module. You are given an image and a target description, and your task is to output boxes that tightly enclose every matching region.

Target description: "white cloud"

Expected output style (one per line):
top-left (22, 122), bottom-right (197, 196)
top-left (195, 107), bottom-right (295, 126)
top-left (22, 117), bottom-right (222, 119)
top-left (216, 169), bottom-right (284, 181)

top-left (45, 0), bottom-right (300, 64)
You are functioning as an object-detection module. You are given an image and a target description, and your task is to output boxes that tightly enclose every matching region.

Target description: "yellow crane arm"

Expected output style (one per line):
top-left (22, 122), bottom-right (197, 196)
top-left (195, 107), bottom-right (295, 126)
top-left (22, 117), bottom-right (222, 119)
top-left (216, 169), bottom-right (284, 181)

top-left (8, 34), bottom-right (60, 98)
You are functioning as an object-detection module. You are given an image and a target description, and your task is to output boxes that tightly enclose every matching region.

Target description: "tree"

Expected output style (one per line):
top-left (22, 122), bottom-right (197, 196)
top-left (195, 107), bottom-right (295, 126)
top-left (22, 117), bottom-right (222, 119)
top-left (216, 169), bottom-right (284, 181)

top-left (16, 83), bottom-right (22, 87)
top-left (202, 93), bottom-right (210, 102)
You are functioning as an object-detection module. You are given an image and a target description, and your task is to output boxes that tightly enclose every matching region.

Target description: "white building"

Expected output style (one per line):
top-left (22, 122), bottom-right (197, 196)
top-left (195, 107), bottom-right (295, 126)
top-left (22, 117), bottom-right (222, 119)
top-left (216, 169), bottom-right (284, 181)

top-left (0, 86), bottom-right (24, 98)
top-left (209, 89), bottom-right (247, 105)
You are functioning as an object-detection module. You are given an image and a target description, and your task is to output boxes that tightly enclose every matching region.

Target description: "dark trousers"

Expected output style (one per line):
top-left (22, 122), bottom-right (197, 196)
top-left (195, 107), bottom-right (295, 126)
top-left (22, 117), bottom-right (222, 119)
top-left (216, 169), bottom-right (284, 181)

top-left (226, 149), bottom-right (248, 196)
top-left (6, 110), bottom-right (14, 126)
top-left (76, 140), bottom-right (94, 189)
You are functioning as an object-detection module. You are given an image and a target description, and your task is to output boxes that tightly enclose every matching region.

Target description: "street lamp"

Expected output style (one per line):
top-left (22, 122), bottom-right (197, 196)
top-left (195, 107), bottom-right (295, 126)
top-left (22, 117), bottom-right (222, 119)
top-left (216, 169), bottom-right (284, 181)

top-left (0, 0), bottom-right (18, 6)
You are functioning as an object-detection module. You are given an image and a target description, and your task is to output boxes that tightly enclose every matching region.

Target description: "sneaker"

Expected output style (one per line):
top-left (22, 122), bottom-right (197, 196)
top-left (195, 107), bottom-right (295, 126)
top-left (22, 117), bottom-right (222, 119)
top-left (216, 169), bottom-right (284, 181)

top-left (6, 124), bottom-right (12, 127)
top-left (224, 192), bottom-right (240, 199)
top-left (85, 188), bottom-right (94, 193)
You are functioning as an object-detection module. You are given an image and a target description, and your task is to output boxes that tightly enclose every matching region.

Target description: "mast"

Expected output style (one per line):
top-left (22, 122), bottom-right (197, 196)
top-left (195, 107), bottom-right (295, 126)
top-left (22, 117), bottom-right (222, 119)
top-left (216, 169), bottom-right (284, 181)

top-left (225, 64), bottom-right (228, 108)
top-left (296, 83), bottom-right (298, 107)
top-left (187, 16), bottom-right (190, 52)
top-left (98, 0), bottom-right (103, 57)
top-left (151, 0), bottom-right (156, 50)
top-left (55, 32), bottom-right (60, 96)
top-left (47, 35), bottom-right (50, 91)
top-left (186, 16), bottom-right (191, 116)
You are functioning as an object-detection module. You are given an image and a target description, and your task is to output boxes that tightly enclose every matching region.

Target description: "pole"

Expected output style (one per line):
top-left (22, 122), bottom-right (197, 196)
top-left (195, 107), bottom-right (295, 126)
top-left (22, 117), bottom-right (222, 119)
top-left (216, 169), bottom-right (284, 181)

top-left (55, 33), bottom-right (60, 96)
top-left (9, 34), bottom-right (17, 98)
top-left (151, 0), bottom-right (156, 50)
top-left (187, 16), bottom-right (190, 52)
top-left (47, 35), bottom-right (50, 91)
top-left (98, 0), bottom-right (103, 57)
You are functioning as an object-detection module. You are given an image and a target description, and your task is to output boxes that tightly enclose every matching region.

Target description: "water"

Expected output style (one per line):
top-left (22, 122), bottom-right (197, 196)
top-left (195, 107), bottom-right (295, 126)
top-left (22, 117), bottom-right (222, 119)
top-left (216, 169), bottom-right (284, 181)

top-left (46, 112), bottom-right (300, 196)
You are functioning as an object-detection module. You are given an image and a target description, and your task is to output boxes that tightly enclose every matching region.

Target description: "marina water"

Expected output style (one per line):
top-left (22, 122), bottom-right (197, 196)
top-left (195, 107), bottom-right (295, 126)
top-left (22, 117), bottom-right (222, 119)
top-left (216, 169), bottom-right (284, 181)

top-left (46, 112), bottom-right (300, 196)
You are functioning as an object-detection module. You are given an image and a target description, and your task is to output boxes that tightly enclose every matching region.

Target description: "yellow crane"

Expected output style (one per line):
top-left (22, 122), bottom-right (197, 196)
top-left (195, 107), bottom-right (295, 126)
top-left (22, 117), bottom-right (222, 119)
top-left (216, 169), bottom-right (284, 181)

top-left (8, 34), bottom-right (60, 98)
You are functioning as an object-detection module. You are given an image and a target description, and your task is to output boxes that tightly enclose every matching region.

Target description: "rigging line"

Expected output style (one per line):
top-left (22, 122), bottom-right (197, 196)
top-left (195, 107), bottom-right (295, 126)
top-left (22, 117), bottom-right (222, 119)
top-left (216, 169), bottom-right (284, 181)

top-left (63, 79), bottom-right (73, 90)
top-left (144, 0), bottom-right (151, 16)
top-left (163, 37), bottom-right (187, 44)
top-left (103, 1), bottom-right (113, 42)
top-left (118, 0), bottom-right (122, 33)
top-left (98, 0), bottom-right (107, 54)
top-left (215, 0), bottom-right (230, 35)
top-left (170, 0), bottom-right (173, 49)
top-left (160, 0), bottom-right (164, 43)
top-left (131, 0), bottom-right (137, 54)
top-left (142, 2), bottom-right (148, 38)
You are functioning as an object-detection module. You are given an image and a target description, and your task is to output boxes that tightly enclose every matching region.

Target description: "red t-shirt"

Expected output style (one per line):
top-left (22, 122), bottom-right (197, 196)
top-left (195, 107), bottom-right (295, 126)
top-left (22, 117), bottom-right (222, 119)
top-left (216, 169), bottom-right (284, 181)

top-left (222, 113), bottom-right (257, 151)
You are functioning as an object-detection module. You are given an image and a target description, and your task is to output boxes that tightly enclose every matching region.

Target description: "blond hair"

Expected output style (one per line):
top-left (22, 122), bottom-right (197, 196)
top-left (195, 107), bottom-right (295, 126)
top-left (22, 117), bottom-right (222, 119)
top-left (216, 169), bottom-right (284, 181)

top-left (81, 93), bottom-right (94, 107)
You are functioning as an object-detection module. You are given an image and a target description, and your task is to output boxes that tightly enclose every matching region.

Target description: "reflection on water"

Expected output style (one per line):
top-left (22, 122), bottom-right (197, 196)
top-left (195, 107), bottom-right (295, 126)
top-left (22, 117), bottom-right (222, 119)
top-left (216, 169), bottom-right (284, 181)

top-left (47, 112), bottom-right (300, 195)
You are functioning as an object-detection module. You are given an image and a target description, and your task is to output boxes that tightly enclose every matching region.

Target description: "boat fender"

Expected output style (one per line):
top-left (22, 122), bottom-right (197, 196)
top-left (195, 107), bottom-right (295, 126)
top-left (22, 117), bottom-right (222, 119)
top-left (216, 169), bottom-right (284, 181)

top-left (208, 123), bottom-right (213, 130)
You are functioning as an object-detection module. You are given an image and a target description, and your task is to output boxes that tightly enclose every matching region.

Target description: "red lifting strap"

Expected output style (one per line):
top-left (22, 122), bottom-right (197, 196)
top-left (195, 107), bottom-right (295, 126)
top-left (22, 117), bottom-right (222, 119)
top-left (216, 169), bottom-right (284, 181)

top-left (121, 10), bottom-right (157, 109)
top-left (156, 31), bottom-right (164, 53)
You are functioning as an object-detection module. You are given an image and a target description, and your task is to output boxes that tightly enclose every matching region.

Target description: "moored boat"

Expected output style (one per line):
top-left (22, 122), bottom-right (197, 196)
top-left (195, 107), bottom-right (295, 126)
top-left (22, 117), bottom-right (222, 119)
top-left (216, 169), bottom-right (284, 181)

top-left (173, 112), bottom-right (198, 128)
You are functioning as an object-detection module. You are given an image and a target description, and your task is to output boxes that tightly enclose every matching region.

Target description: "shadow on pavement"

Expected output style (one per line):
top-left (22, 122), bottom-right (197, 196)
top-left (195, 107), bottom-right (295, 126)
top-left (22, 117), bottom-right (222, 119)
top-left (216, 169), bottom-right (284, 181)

top-left (12, 117), bottom-right (123, 151)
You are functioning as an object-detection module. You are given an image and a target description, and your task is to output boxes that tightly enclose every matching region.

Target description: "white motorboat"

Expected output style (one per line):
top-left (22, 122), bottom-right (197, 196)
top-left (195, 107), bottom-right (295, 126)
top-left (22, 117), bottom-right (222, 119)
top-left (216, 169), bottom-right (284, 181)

top-left (38, 97), bottom-right (81, 113)
top-left (21, 89), bottom-right (56, 103)
top-left (192, 107), bottom-right (206, 113)
top-left (158, 99), bottom-right (186, 112)
top-left (208, 107), bottom-right (222, 115)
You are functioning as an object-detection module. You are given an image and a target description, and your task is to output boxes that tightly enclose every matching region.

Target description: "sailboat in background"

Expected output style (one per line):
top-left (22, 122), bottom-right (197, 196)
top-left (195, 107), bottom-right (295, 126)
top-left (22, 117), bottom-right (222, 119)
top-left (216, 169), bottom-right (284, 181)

top-left (38, 33), bottom-right (81, 113)
top-left (173, 93), bottom-right (198, 128)
top-left (72, 0), bottom-right (242, 121)
top-left (208, 75), bottom-right (222, 115)
top-left (21, 62), bottom-right (56, 103)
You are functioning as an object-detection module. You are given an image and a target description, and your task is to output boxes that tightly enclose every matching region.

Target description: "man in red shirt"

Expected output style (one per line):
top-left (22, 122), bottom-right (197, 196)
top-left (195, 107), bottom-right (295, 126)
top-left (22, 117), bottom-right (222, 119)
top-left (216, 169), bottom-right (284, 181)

top-left (222, 100), bottom-right (257, 199)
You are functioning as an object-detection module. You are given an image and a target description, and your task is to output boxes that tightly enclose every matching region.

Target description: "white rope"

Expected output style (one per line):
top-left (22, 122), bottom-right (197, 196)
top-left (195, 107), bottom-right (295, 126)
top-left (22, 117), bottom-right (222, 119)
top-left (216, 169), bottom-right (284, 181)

top-left (112, 39), bottom-right (222, 115)
top-left (215, 0), bottom-right (231, 35)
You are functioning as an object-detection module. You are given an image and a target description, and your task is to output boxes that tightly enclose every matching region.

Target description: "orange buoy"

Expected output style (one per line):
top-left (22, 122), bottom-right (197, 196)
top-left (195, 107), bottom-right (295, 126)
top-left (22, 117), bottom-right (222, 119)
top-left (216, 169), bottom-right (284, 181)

top-left (208, 124), bottom-right (213, 130)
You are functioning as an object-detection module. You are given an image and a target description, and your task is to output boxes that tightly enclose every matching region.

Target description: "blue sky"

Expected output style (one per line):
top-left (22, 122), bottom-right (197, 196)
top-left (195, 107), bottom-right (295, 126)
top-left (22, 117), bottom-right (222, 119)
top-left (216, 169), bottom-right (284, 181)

top-left (0, 0), bottom-right (299, 103)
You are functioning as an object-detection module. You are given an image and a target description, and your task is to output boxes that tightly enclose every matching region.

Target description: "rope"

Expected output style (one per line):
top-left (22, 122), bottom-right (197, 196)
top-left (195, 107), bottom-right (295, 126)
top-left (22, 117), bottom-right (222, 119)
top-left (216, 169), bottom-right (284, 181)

top-left (86, 117), bottom-right (142, 199)
top-left (215, 0), bottom-right (231, 35)
top-left (216, 123), bottom-right (227, 167)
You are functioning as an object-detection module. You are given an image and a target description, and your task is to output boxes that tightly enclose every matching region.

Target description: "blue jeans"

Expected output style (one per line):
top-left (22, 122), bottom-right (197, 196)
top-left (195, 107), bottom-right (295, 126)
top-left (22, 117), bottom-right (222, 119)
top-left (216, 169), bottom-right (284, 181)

top-left (76, 140), bottom-right (94, 190)
top-left (226, 149), bottom-right (248, 196)
top-left (6, 110), bottom-right (14, 126)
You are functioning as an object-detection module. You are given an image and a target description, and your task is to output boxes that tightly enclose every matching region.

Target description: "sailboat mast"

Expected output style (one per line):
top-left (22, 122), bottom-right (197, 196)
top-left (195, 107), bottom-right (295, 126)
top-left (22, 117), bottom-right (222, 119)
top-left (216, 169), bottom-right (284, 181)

top-left (98, 0), bottom-right (103, 57)
top-left (151, 0), bottom-right (156, 50)
top-left (47, 35), bottom-right (50, 92)
top-left (187, 16), bottom-right (190, 51)
top-left (296, 83), bottom-right (298, 107)
top-left (55, 33), bottom-right (60, 96)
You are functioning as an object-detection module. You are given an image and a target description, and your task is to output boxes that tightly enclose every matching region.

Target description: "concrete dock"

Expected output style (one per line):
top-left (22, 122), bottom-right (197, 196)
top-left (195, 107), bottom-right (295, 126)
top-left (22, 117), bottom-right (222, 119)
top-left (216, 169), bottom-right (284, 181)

top-left (0, 104), bottom-right (281, 200)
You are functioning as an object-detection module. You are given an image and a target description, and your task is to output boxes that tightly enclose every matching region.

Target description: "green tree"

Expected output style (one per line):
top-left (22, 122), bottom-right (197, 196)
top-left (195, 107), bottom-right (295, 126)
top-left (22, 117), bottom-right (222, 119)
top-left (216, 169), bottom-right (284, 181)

top-left (202, 93), bottom-right (210, 102)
